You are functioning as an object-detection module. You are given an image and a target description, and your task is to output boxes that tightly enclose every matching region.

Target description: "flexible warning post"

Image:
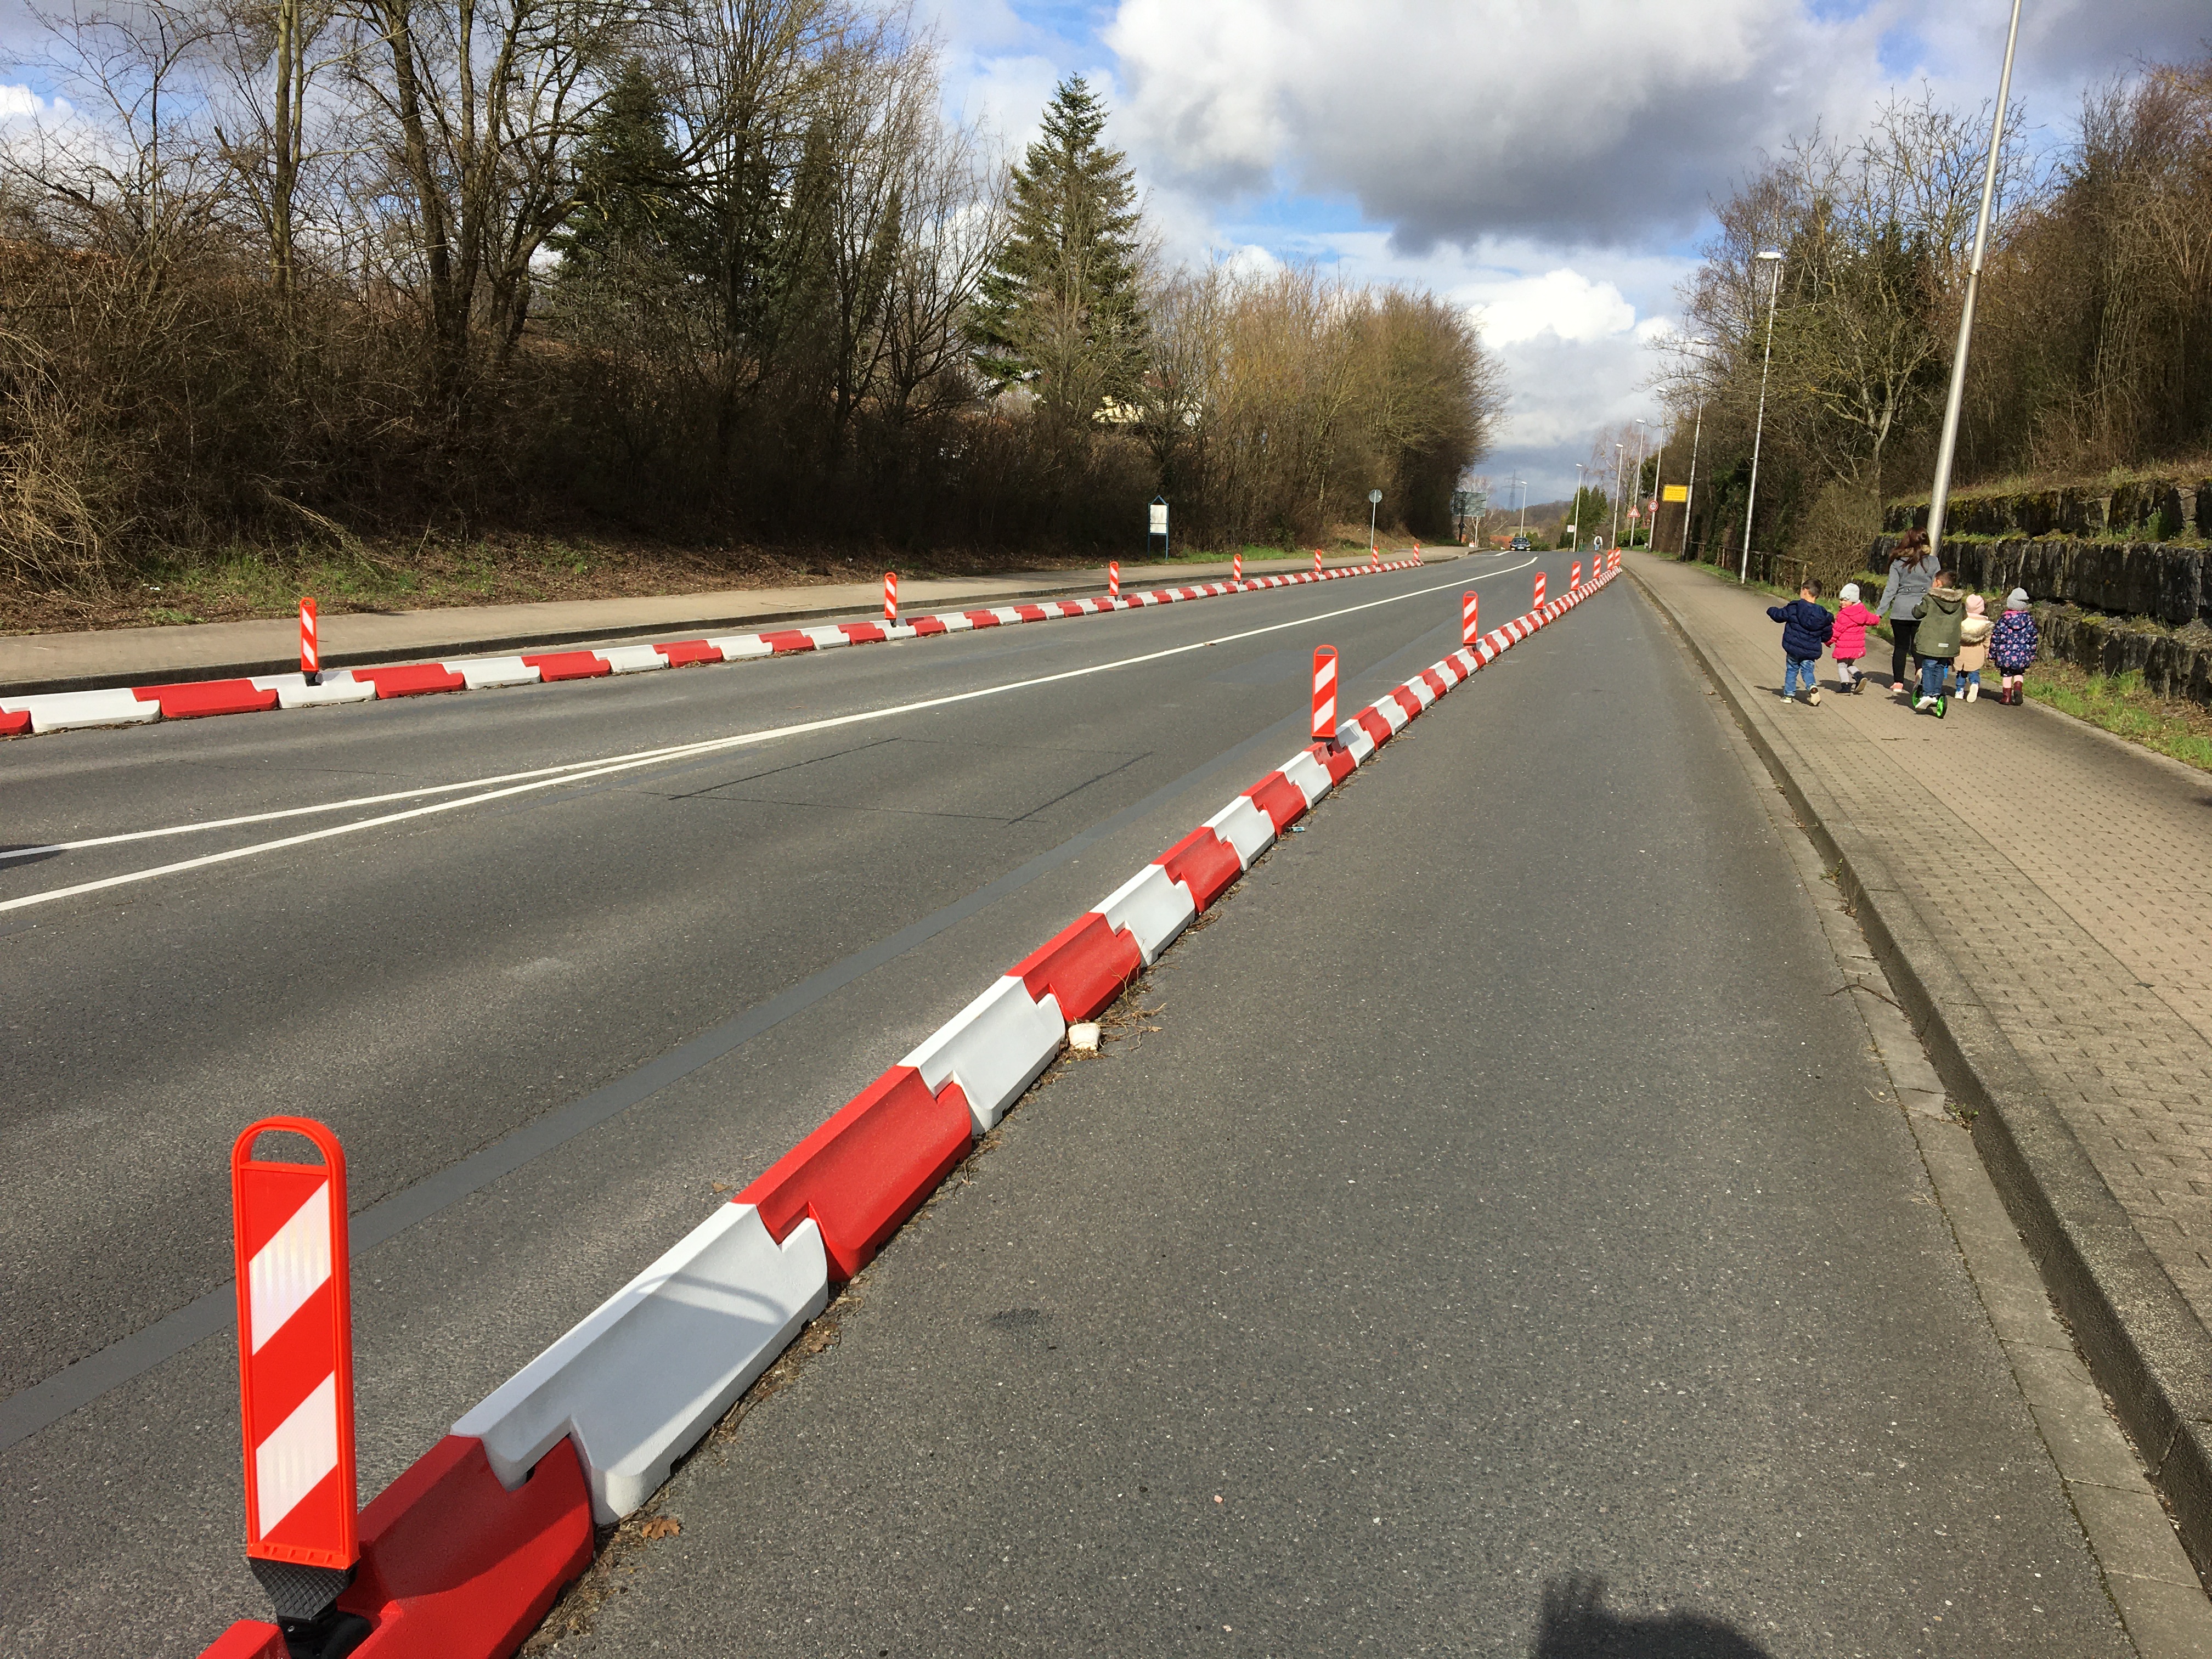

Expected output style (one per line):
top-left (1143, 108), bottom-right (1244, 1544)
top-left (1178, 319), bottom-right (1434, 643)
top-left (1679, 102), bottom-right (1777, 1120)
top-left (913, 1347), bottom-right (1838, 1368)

top-left (1534, 572), bottom-right (1547, 609)
top-left (1109, 560), bottom-right (1120, 602)
top-left (299, 599), bottom-right (320, 688)
top-left (1462, 591), bottom-right (1479, 647)
top-left (1311, 645), bottom-right (1338, 743)
top-left (230, 1118), bottom-right (364, 1645)
top-left (1233, 551), bottom-right (1242, 586)
top-left (883, 572), bottom-right (898, 624)
top-left (1313, 549), bottom-right (1322, 575)
top-left (1571, 560), bottom-right (1582, 589)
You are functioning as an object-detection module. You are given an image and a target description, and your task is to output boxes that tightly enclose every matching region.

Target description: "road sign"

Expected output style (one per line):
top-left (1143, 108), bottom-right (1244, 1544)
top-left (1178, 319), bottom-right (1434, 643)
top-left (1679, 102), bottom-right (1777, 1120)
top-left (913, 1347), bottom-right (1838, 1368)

top-left (1662, 484), bottom-right (1689, 503)
top-left (1368, 489), bottom-right (1383, 505)
top-left (1148, 501), bottom-right (1168, 534)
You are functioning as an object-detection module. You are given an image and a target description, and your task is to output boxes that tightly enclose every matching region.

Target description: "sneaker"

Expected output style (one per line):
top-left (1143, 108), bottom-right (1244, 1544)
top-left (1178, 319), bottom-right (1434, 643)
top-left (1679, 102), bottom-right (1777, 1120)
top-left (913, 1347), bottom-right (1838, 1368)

top-left (1965, 681), bottom-right (1978, 703)
top-left (1914, 696), bottom-right (1932, 711)
top-left (1807, 688), bottom-right (1821, 705)
top-left (1778, 693), bottom-right (1793, 704)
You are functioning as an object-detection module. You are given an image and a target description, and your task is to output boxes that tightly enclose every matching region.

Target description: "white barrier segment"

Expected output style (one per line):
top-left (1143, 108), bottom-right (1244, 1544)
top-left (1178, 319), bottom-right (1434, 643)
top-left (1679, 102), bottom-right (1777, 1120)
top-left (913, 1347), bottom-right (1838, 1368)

top-left (598, 644), bottom-right (670, 675)
top-left (902, 975), bottom-right (1066, 1136)
top-left (251, 672), bottom-right (378, 709)
top-left (1372, 697), bottom-right (1409, 733)
top-left (1406, 678), bottom-right (1436, 709)
top-left (1334, 721), bottom-right (1375, 765)
top-left (4, 688), bottom-right (163, 734)
top-left (705, 635), bottom-right (774, 660)
top-left (1094, 862), bottom-right (1197, 963)
top-left (883, 624), bottom-right (918, 641)
top-left (937, 615), bottom-right (974, 632)
top-left (1204, 794), bottom-right (1277, 869)
top-left (1278, 747), bottom-right (1333, 809)
top-left (800, 626), bottom-right (850, 650)
top-left (445, 656), bottom-right (541, 691)
top-left (453, 1203), bottom-right (828, 1525)
top-left (1453, 648), bottom-right (1480, 675)
top-left (988, 607), bottom-right (1023, 624)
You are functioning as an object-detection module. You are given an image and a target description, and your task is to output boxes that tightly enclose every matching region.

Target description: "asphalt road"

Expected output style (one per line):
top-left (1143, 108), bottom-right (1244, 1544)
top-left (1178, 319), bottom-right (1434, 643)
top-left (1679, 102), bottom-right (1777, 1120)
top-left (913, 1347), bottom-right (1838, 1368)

top-left (0, 549), bottom-right (2135, 1655)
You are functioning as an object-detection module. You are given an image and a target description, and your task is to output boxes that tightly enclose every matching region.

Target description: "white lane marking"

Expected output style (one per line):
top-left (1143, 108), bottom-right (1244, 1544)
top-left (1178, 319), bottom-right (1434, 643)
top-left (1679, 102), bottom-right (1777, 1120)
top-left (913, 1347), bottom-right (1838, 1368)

top-left (1, 560), bottom-right (1541, 914)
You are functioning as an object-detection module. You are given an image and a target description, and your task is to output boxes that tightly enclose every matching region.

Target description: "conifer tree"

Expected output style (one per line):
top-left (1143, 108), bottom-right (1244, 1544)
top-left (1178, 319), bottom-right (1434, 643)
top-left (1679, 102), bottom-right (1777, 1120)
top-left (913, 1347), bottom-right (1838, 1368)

top-left (971, 76), bottom-right (1147, 425)
top-left (554, 60), bottom-right (687, 278)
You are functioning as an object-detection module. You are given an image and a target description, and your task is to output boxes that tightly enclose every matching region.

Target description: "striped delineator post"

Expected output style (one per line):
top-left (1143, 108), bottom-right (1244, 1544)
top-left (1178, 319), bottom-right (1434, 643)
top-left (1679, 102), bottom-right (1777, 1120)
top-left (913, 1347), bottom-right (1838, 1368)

top-left (230, 1117), bottom-right (360, 1626)
top-left (298, 598), bottom-right (320, 687)
top-left (1311, 645), bottom-right (1339, 743)
top-left (1233, 551), bottom-right (1243, 587)
top-left (1534, 572), bottom-right (1547, 609)
top-left (1109, 561), bottom-right (1120, 603)
top-left (1312, 548), bottom-right (1322, 576)
top-left (883, 572), bottom-right (898, 625)
top-left (1571, 560), bottom-right (1582, 590)
top-left (1462, 591), bottom-right (1479, 647)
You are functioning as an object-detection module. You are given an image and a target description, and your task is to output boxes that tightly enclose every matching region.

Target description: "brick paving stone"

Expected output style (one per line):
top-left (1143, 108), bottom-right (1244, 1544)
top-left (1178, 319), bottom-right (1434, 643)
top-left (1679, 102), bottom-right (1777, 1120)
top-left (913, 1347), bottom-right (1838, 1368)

top-left (1634, 553), bottom-right (2212, 1334)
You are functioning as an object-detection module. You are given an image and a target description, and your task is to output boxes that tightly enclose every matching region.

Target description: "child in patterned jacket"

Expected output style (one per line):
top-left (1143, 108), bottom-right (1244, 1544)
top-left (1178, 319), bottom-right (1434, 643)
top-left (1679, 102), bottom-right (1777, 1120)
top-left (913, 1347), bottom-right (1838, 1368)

top-left (1989, 589), bottom-right (2039, 706)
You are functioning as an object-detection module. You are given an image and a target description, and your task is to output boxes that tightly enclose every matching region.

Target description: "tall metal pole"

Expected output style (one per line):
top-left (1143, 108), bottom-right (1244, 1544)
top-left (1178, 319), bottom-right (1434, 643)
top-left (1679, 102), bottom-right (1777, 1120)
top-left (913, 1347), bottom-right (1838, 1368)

top-left (1680, 398), bottom-right (1706, 556)
top-left (1516, 475), bottom-right (1528, 540)
top-left (1609, 445), bottom-right (1625, 546)
top-left (1570, 463), bottom-right (1586, 547)
top-left (1646, 439), bottom-right (1664, 549)
top-left (1629, 420), bottom-right (1649, 547)
top-left (1739, 250), bottom-right (1785, 583)
top-left (1926, 0), bottom-right (2024, 563)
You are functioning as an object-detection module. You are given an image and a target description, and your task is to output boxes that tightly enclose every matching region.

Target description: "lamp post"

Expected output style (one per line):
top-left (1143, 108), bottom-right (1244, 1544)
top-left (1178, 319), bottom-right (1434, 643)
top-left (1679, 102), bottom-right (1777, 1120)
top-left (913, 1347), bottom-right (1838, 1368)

top-left (1609, 444), bottom-right (1625, 546)
top-left (1739, 247), bottom-right (1786, 583)
top-left (1678, 337), bottom-right (1714, 558)
top-left (1629, 419), bottom-right (1650, 547)
top-left (1926, 0), bottom-right (2025, 563)
top-left (1570, 463), bottom-right (1587, 548)
top-left (1514, 475), bottom-right (1529, 542)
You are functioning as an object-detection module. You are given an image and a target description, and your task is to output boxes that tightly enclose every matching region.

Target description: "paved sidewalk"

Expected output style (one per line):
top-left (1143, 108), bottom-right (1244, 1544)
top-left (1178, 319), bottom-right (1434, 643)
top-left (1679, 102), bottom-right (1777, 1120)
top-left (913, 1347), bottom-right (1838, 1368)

top-left (1, 548), bottom-right (1464, 695)
top-left (1632, 554), bottom-right (2212, 1314)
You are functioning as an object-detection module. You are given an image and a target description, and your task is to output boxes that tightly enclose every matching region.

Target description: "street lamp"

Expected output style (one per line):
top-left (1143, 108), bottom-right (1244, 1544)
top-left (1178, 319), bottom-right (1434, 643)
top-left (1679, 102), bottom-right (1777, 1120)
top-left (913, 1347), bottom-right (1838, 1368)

top-left (1609, 444), bottom-right (1625, 546)
top-left (1740, 247), bottom-right (1786, 583)
top-left (1570, 463), bottom-right (1587, 548)
top-left (1678, 338), bottom-right (1714, 558)
top-left (1926, 0), bottom-right (2024, 562)
top-left (1629, 419), bottom-right (1650, 548)
top-left (1515, 475), bottom-right (1529, 542)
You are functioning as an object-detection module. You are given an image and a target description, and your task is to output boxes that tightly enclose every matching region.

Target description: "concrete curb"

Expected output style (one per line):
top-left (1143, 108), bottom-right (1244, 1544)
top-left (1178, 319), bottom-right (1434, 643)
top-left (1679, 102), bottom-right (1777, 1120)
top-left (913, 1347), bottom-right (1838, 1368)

top-left (192, 558), bottom-right (1622, 1657)
top-left (1624, 552), bottom-right (2212, 1584)
top-left (2, 559), bottom-right (1431, 739)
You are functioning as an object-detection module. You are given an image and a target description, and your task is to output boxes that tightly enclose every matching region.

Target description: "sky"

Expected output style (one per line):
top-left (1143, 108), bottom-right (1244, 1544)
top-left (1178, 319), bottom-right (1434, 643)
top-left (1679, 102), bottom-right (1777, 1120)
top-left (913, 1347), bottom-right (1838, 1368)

top-left (926, 0), bottom-right (2210, 501)
top-left (2, 0), bottom-right (2203, 503)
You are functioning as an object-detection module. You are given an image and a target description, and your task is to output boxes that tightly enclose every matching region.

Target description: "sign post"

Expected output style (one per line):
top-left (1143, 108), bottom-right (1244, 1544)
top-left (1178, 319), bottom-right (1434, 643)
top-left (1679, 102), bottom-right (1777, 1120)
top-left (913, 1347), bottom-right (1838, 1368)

top-left (230, 1118), bottom-right (363, 1645)
top-left (1148, 496), bottom-right (1169, 563)
top-left (1367, 488), bottom-right (1383, 555)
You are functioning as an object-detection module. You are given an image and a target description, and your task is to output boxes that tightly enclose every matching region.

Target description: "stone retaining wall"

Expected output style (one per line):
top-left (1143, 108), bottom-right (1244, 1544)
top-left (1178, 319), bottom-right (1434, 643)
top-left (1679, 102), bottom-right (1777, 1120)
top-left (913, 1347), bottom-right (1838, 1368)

top-left (1884, 478), bottom-right (2212, 541)
top-left (1869, 533), bottom-right (2208, 628)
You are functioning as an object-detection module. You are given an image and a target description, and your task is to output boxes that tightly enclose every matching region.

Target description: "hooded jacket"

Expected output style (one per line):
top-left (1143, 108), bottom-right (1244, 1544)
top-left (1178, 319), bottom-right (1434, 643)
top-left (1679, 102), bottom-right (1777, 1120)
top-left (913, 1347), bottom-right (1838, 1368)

top-left (1991, 608), bottom-right (2039, 672)
top-left (1767, 598), bottom-right (1834, 661)
top-left (1913, 587), bottom-right (1966, 658)
top-left (1831, 600), bottom-right (1880, 659)
top-left (1956, 608), bottom-right (1994, 671)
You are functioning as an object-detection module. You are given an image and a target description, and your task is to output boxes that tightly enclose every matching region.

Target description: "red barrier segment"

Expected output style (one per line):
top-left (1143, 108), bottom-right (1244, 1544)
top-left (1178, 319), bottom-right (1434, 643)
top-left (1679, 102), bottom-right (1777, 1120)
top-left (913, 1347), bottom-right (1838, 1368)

top-left (838, 623), bottom-right (887, 646)
top-left (1244, 771), bottom-right (1310, 834)
top-left (230, 1117), bottom-right (359, 1635)
top-left (1311, 645), bottom-right (1338, 743)
top-left (520, 652), bottom-right (611, 683)
top-left (205, 1434), bottom-right (595, 1659)
top-left (962, 611), bottom-right (1003, 629)
top-left (738, 1066), bottom-right (974, 1281)
top-left (1419, 668), bottom-right (1449, 700)
top-left (1014, 605), bottom-right (1050, 623)
top-left (133, 680), bottom-right (280, 720)
top-left (758, 630), bottom-right (816, 654)
top-left (1156, 827), bottom-right (1243, 911)
top-left (1390, 686), bottom-right (1424, 721)
top-left (1315, 742), bottom-right (1357, 786)
top-left (1356, 707), bottom-right (1395, 748)
top-left (352, 664), bottom-right (465, 699)
top-left (910, 617), bottom-right (949, 637)
top-left (1011, 912), bottom-right (1144, 1024)
top-left (883, 571), bottom-right (898, 625)
top-left (657, 640), bottom-right (723, 668)
top-left (0, 709), bottom-right (30, 737)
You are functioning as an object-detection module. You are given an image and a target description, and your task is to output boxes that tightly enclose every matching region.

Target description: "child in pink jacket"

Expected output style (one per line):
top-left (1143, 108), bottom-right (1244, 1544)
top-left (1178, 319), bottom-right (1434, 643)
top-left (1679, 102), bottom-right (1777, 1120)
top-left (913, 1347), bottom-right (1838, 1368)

top-left (1831, 583), bottom-right (1881, 693)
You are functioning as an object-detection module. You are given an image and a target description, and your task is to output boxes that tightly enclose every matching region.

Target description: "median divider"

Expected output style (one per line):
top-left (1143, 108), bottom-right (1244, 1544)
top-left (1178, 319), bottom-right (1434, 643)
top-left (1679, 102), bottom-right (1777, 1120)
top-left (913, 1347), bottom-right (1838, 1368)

top-left (7, 558), bottom-right (1429, 738)
top-left (194, 562), bottom-right (1616, 1659)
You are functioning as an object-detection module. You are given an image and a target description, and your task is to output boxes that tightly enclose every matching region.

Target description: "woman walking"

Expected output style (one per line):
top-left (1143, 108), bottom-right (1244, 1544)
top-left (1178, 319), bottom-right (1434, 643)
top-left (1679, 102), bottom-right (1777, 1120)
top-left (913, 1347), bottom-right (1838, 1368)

top-left (1876, 529), bottom-right (1937, 698)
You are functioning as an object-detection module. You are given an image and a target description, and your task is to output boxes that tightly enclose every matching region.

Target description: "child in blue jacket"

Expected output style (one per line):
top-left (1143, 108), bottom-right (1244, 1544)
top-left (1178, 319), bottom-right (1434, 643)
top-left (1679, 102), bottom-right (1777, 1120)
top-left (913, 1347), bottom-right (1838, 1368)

top-left (1767, 579), bottom-right (1835, 704)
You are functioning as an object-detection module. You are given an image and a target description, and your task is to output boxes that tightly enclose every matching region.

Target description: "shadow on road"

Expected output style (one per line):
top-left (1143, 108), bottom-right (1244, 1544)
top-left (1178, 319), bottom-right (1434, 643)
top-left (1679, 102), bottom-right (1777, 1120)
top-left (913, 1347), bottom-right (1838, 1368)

top-left (1533, 1575), bottom-right (1774, 1658)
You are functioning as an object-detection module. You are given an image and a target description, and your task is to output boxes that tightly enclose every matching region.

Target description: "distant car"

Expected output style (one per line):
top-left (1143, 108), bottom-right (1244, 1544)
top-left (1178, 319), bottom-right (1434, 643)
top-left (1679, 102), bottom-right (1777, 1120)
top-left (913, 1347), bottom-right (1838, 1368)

top-left (1509, 535), bottom-right (1531, 551)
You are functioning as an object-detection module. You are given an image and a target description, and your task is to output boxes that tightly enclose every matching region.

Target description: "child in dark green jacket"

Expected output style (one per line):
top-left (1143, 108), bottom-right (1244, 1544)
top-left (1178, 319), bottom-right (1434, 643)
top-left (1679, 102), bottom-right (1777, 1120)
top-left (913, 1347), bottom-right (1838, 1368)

top-left (1911, 572), bottom-right (1966, 716)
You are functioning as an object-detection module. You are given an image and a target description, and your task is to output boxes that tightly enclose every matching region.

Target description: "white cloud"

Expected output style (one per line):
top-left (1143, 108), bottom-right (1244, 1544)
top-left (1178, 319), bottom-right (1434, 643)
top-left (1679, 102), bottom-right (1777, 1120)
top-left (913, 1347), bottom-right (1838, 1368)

top-left (0, 83), bottom-right (66, 124)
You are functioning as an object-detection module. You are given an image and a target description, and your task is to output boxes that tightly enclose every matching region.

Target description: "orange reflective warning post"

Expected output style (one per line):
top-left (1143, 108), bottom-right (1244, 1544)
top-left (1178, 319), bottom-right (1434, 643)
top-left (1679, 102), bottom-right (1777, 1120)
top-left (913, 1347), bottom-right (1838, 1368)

top-left (230, 1118), bottom-right (360, 1627)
